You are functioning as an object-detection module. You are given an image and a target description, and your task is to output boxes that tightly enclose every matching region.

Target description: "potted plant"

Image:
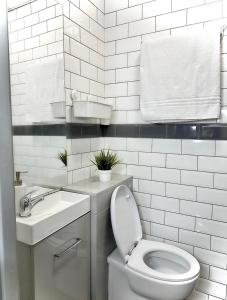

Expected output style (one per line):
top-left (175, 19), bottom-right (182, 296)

top-left (58, 149), bottom-right (67, 167)
top-left (91, 149), bottom-right (120, 182)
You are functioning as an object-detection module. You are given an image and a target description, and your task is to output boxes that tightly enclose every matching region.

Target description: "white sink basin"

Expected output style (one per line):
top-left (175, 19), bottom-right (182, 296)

top-left (16, 191), bottom-right (90, 245)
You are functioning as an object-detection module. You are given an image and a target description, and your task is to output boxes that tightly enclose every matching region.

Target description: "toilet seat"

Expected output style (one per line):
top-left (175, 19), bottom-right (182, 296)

top-left (127, 239), bottom-right (200, 283)
top-left (110, 185), bottom-right (200, 300)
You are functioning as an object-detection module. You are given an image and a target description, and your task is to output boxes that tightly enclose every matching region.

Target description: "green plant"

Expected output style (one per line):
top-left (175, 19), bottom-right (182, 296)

top-left (91, 149), bottom-right (120, 171)
top-left (58, 149), bottom-right (67, 167)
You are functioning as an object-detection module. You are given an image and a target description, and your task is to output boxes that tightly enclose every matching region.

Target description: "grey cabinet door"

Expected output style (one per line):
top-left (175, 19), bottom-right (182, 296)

top-left (33, 213), bottom-right (90, 300)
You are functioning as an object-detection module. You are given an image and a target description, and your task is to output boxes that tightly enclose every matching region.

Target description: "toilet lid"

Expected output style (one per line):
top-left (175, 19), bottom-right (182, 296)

top-left (111, 185), bottom-right (142, 260)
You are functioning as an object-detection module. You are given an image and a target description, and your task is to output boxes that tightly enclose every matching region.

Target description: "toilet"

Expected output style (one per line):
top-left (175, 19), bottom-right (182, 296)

top-left (108, 185), bottom-right (200, 300)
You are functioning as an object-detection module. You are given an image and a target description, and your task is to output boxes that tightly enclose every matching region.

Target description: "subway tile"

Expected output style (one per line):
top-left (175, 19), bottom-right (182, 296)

top-left (81, 61), bottom-right (97, 81)
top-left (181, 170), bottom-right (213, 188)
top-left (105, 83), bottom-right (127, 97)
top-left (152, 139), bottom-right (181, 154)
top-left (71, 139), bottom-right (90, 154)
top-left (105, 0), bottom-right (128, 13)
top-left (129, 18), bottom-right (155, 37)
top-left (216, 140), bottom-right (227, 156)
top-left (105, 24), bottom-right (128, 42)
top-left (127, 138), bottom-right (152, 152)
top-left (139, 207), bottom-right (165, 224)
top-left (32, 21), bottom-right (47, 36)
top-left (172, 0), bottom-right (204, 10)
top-left (90, 19), bottom-right (104, 41)
top-left (139, 180), bottom-right (165, 196)
top-left (194, 247), bottom-right (227, 269)
top-left (116, 36), bottom-right (141, 54)
top-left (198, 156), bottom-right (227, 173)
top-left (196, 218), bottom-right (227, 239)
top-left (187, 2), bottom-right (222, 25)
top-left (151, 195), bottom-right (179, 213)
top-left (71, 74), bottom-right (89, 93)
top-left (128, 51), bottom-right (140, 66)
top-left (196, 278), bottom-right (226, 299)
top-left (70, 4), bottom-right (89, 30)
top-left (105, 54), bottom-right (127, 70)
top-left (81, 28), bottom-right (98, 51)
top-left (182, 140), bottom-right (215, 156)
top-left (31, 0), bottom-right (46, 13)
top-left (211, 236), bottom-right (227, 255)
top-left (134, 192), bottom-right (151, 207)
top-left (127, 165), bottom-right (151, 180)
top-left (139, 152), bottom-right (166, 167)
top-left (166, 154), bottom-right (197, 170)
top-left (117, 5), bottom-right (142, 25)
top-left (214, 173), bottom-right (227, 190)
top-left (150, 223), bottom-right (178, 242)
top-left (128, 81), bottom-right (140, 96)
top-left (105, 12), bottom-right (116, 28)
top-left (186, 290), bottom-right (208, 300)
top-left (210, 267), bottom-right (227, 285)
top-left (104, 137), bottom-right (127, 150)
top-left (39, 6), bottom-right (55, 22)
top-left (141, 221), bottom-right (150, 235)
top-left (165, 212), bottom-right (195, 230)
top-left (80, 0), bottom-right (97, 20)
top-left (90, 0), bottom-right (104, 13)
top-left (143, 0), bottom-right (171, 18)
top-left (68, 154), bottom-right (82, 171)
top-left (180, 200), bottom-right (212, 219)
top-left (116, 96), bottom-right (140, 111)
top-left (152, 167), bottom-right (180, 184)
top-left (197, 187), bottom-right (227, 206)
top-left (70, 39), bottom-right (90, 62)
top-left (64, 18), bottom-right (80, 40)
top-left (179, 230), bottom-right (210, 249)
top-left (156, 10), bottom-right (187, 31)
top-left (166, 183), bottom-right (196, 201)
top-left (116, 66), bottom-right (140, 82)
top-left (213, 205), bottom-right (227, 222)
top-left (200, 264), bottom-right (209, 280)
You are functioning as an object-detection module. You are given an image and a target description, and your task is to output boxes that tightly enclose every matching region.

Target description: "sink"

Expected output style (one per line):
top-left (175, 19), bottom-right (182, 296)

top-left (16, 191), bottom-right (90, 245)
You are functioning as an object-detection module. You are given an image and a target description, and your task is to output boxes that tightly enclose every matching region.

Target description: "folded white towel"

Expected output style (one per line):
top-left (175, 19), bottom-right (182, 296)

top-left (26, 56), bottom-right (65, 123)
top-left (140, 30), bottom-right (221, 122)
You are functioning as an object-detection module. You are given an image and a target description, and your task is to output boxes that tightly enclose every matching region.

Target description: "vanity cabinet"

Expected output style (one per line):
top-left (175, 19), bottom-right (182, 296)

top-left (17, 212), bottom-right (90, 300)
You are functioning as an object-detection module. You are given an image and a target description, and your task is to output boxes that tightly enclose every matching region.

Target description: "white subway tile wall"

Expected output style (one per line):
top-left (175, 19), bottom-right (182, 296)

top-left (8, 0), bottom-right (105, 125)
top-left (13, 135), bottom-right (67, 185)
top-left (8, 1), bottom-right (65, 125)
top-left (104, 0), bottom-right (227, 124)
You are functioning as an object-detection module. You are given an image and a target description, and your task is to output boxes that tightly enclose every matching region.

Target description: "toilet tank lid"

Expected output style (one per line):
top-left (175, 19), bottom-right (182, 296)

top-left (111, 185), bottom-right (142, 261)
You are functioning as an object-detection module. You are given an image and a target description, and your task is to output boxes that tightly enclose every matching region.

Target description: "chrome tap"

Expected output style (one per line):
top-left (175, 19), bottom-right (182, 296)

top-left (19, 188), bottom-right (61, 217)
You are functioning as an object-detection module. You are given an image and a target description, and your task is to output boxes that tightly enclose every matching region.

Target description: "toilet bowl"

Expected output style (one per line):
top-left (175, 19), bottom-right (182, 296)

top-left (109, 185), bottom-right (200, 300)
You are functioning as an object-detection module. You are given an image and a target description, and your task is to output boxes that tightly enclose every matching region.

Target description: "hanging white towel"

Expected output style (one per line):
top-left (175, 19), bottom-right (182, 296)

top-left (25, 56), bottom-right (65, 123)
top-left (140, 30), bottom-right (221, 122)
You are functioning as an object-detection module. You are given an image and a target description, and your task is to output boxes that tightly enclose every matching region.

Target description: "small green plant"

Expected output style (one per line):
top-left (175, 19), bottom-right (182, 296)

top-left (58, 149), bottom-right (67, 167)
top-left (91, 149), bottom-right (120, 170)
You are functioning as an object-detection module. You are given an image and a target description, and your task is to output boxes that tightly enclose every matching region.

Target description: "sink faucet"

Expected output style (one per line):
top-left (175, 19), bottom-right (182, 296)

top-left (19, 190), bottom-right (43, 217)
top-left (19, 188), bottom-right (61, 217)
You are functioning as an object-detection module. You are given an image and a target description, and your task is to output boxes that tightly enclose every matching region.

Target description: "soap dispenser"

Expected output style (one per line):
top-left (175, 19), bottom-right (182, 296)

top-left (14, 171), bottom-right (27, 215)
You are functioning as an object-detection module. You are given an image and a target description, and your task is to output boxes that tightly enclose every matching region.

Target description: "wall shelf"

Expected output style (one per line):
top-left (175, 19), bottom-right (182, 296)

top-left (73, 101), bottom-right (112, 125)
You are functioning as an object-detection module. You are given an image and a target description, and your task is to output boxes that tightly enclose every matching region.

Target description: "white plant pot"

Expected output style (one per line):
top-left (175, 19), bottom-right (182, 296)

top-left (98, 170), bottom-right (112, 183)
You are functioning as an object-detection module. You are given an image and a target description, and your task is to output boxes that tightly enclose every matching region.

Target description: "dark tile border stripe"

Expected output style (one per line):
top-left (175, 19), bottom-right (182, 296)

top-left (13, 124), bottom-right (66, 136)
top-left (13, 123), bottom-right (227, 140)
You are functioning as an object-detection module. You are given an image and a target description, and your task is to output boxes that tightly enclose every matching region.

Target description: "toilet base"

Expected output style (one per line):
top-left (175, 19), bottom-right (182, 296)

top-left (108, 249), bottom-right (147, 300)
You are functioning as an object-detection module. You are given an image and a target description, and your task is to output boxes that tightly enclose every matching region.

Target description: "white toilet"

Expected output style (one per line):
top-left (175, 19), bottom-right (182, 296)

top-left (108, 185), bottom-right (200, 300)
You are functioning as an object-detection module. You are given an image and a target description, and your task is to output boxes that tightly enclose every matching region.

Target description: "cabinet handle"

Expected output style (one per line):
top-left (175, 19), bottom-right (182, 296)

top-left (54, 238), bottom-right (82, 259)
